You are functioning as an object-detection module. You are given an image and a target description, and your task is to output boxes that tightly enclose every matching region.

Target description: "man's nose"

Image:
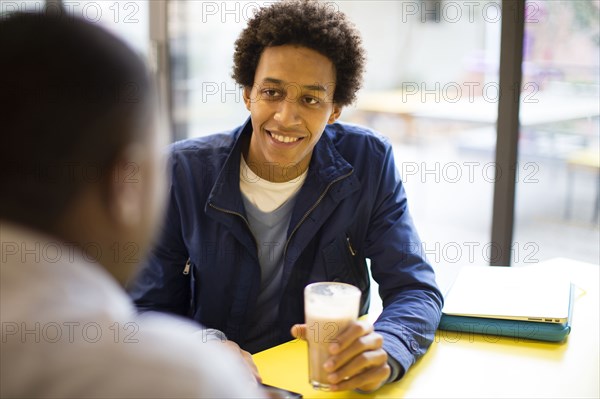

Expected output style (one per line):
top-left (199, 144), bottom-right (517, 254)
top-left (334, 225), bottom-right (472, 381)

top-left (274, 95), bottom-right (302, 127)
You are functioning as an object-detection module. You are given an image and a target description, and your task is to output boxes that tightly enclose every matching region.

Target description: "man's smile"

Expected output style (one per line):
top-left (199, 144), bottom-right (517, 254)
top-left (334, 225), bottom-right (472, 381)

top-left (266, 129), bottom-right (306, 145)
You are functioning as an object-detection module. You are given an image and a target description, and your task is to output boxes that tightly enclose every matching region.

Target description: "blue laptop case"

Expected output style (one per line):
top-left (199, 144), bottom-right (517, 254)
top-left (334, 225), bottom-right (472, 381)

top-left (438, 284), bottom-right (574, 343)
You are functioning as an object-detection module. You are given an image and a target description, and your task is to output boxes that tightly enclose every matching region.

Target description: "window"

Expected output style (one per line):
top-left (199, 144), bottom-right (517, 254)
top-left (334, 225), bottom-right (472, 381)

top-left (339, 1), bottom-right (502, 266)
top-left (514, 0), bottom-right (599, 264)
top-left (64, 1), bottom-right (149, 57)
top-left (169, 1), bottom-right (263, 139)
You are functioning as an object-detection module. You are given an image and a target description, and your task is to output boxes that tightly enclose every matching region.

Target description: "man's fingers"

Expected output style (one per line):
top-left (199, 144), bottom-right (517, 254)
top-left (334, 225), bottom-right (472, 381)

top-left (326, 347), bottom-right (388, 384)
top-left (329, 360), bottom-right (391, 392)
top-left (293, 321), bottom-right (389, 392)
top-left (324, 332), bottom-right (384, 372)
top-left (328, 320), bottom-right (373, 354)
top-left (241, 350), bottom-right (262, 383)
top-left (223, 340), bottom-right (262, 383)
top-left (290, 324), bottom-right (307, 340)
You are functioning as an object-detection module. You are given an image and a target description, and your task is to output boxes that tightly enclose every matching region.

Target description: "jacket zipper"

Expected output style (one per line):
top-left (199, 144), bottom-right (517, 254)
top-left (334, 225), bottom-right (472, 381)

top-left (207, 203), bottom-right (259, 250)
top-left (346, 235), bottom-right (357, 256)
top-left (283, 170), bottom-right (354, 258)
top-left (183, 258), bottom-right (191, 275)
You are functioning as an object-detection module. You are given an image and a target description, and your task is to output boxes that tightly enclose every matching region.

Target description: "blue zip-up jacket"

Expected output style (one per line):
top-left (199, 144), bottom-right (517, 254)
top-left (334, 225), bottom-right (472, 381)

top-left (128, 119), bottom-right (443, 378)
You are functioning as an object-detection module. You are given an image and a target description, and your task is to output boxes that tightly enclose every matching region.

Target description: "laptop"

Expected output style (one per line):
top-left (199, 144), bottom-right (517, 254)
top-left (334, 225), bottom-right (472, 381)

top-left (442, 266), bottom-right (572, 324)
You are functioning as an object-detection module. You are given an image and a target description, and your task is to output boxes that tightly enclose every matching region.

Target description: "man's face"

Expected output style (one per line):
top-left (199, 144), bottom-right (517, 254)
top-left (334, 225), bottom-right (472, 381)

top-left (134, 112), bottom-right (168, 257)
top-left (243, 45), bottom-right (341, 181)
top-left (109, 106), bottom-right (168, 284)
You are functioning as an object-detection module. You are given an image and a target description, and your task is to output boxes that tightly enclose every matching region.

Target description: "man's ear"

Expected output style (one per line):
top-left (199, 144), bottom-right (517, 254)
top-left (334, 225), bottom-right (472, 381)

top-left (327, 104), bottom-right (342, 124)
top-left (106, 145), bottom-right (145, 229)
top-left (243, 86), bottom-right (253, 111)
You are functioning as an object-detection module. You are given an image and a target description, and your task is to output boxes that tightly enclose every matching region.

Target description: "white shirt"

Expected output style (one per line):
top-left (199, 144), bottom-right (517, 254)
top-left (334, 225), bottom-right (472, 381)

top-left (0, 222), bottom-right (263, 398)
top-left (240, 155), bottom-right (308, 212)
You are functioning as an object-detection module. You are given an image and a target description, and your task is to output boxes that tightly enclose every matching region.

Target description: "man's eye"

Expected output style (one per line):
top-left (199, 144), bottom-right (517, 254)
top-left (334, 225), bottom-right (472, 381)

top-left (304, 96), bottom-right (319, 105)
top-left (262, 89), bottom-right (280, 98)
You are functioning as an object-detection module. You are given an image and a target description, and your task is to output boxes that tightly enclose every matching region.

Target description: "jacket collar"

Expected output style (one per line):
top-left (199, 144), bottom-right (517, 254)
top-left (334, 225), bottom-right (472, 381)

top-left (205, 120), bottom-right (250, 219)
top-left (206, 117), bottom-right (357, 216)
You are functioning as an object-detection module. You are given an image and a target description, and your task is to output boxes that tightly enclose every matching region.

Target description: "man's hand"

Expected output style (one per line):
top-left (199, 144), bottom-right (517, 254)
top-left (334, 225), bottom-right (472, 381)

top-left (291, 320), bottom-right (390, 392)
top-left (222, 340), bottom-right (262, 383)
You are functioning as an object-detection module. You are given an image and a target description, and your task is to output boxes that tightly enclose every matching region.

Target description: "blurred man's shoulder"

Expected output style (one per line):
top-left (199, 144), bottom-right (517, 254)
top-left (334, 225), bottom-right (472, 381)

top-left (2, 312), bottom-right (258, 397)
top-left (0, 223), bottom-right (260, 398)
top-left (90, 313), bottom-right (259, 397)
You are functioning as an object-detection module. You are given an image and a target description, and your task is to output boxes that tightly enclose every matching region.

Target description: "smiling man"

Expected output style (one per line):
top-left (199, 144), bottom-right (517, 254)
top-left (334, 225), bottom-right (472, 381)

top-left (129, 0), bottom-right (443, 393)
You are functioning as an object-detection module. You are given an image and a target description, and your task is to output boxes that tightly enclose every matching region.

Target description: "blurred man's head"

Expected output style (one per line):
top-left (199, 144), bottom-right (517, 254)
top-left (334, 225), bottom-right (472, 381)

top-left (0, 12), bottom-right (167, 284)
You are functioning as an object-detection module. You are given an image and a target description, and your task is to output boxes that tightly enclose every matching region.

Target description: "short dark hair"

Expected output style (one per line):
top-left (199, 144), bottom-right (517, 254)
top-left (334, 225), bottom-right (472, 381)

top-left (232, 0), bottom-right (366, 106)
top-left (0, 12), bottom-right (152, 231)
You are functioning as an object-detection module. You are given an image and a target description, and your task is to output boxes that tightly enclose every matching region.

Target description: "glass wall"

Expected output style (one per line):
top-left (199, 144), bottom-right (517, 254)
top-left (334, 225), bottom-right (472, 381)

top-left (65, 0), bottom-right (149, 57)
top-left (338, 1), bottom-right (502, 267)
top-left (169, 0), bottom-right (258, 139)
top-left (514, 0), bottom-right (600, 264)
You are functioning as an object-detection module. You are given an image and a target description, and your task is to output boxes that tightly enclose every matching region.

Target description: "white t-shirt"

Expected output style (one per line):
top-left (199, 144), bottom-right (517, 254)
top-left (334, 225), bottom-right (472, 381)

top-left (240, 155), bottom-right (308, 213)
top-left (0, 222), bottom-right (263, 398)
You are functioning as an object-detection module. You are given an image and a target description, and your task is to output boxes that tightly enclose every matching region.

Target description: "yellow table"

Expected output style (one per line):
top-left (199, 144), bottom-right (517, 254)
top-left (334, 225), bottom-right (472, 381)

top-left (253, 258), bottom-right (599, 398)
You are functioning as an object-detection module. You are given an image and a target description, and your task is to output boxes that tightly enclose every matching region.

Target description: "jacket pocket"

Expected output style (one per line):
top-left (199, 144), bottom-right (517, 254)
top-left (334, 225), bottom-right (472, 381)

top-left (183, 258), bottom-right (196, 318)
top-left (322, 234), bottom-right (370, 313)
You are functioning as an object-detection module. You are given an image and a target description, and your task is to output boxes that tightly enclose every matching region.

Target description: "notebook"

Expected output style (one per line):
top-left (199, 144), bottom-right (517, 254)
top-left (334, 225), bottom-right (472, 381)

top-left (439, 266), bottom-right (573, 342)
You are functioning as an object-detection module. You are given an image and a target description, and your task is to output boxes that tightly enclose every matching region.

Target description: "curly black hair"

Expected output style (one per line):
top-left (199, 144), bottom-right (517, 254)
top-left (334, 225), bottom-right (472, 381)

top-left (232, 0), bottom-right (366, 106)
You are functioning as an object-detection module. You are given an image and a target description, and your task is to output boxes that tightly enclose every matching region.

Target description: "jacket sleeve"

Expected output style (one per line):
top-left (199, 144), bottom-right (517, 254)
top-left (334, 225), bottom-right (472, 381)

top-left (127, 155), bottom-right (191, 317)
top-left (364, 143), bottom-right (443, 381)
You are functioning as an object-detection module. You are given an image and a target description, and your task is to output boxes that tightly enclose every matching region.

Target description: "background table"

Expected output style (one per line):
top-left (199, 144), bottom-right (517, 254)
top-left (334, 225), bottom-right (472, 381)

top-left (253, 258), bottom-right (599, 398)
top-left (355, 90), bottom-right (600, 126)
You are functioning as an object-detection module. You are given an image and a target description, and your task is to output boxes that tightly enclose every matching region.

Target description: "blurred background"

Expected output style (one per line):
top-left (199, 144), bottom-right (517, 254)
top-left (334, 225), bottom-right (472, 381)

top-left (4, 0), bottom-right (598, 267)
